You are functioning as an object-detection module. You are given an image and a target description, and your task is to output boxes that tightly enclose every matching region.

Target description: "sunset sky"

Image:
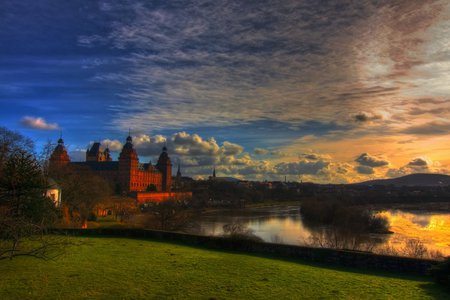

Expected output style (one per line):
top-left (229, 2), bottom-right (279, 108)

top-left (2, 0), bottom-right (450, 182)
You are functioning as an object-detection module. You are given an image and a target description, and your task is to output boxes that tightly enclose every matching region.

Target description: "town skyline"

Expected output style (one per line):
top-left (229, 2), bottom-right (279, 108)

top-left (2, 0), bottom-right (450, 182)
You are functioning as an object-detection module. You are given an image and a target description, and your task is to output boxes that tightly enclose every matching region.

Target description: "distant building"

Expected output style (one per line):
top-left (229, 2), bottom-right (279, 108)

top-left (49, 135), bottom-right (172, 194)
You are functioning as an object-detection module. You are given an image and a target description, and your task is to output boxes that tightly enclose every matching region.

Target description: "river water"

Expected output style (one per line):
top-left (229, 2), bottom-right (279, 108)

top-left (189, 206), bottom-right (450, 256)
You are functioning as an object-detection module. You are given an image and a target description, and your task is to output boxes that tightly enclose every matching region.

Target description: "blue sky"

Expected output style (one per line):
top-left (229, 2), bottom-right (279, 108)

top-left (2, 0), bottom-right (450, 182)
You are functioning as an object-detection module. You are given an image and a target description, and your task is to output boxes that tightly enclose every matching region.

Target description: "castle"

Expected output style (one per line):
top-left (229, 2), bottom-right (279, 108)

top-left (49, 135), bottom-right (172, 195)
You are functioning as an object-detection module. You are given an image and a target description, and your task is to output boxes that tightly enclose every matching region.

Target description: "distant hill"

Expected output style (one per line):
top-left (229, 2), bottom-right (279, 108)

top-left (356, 173), bottom-right (450, 187)
top-left (213, 176), bottom-right (241, 183)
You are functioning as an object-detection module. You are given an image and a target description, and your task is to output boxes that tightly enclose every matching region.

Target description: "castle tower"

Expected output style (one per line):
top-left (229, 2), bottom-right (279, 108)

top-left (156, 146), bottom-right (172, 192)
top-left (49, 137), bottom-right (70, 169)
top-left (118, 135), bottom-right (139, 193)
top-left (86, 142), bottom-right (112, 162)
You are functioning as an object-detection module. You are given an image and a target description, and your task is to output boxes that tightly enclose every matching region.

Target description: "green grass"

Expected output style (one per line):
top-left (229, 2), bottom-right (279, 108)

top-left (0, 237), bottom-right (447, 299)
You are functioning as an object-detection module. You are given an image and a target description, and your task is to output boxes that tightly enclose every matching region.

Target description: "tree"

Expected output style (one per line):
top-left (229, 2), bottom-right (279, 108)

top-left (0, 136), bottom-right (61, 260)
top-left (0, 127), bottom-right (34, 178)
top-left (51, 165), bottom-right (112, 228)
top-left (143, 200), bottom-right (197, 231)
top-left (38, 139), bottom-right (56, 178)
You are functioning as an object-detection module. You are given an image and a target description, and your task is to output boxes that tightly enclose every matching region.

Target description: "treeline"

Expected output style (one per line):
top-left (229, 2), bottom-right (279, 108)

top-left (190, 180), bottom-right (302, 207)
top-left (188, 180), bottom-right (450, 208)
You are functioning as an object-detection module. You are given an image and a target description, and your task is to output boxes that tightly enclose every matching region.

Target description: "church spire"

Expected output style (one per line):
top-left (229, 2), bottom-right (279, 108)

top-left (177, 163), bottom-right (181, 177)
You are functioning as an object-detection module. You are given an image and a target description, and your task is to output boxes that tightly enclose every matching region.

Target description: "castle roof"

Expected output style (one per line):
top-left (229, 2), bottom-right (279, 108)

top-left (88, 142), bottom-right (102, 155)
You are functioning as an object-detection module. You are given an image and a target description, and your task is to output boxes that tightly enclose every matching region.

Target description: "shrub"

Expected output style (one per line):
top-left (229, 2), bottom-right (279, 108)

top-left (222, 222), bottom-right (263, 243)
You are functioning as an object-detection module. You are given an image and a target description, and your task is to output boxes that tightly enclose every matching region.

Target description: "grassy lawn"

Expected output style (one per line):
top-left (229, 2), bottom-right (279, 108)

top-left (0, 237), bottom-right (447, 299)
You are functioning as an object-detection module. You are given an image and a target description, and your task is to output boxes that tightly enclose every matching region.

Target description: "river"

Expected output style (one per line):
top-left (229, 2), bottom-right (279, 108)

top-left (188, 205), bottom-right (450, 256)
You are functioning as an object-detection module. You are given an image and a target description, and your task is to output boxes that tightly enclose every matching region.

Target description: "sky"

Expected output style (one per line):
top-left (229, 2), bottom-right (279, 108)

top-left (1, 0), bottom-right (450, 183)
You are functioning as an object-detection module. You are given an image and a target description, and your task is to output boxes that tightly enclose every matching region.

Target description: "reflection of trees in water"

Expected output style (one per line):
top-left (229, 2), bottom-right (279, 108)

top-left (305, 226), bottom-right (383, 251)
top-left (299, 199), bottom-right (392, 251)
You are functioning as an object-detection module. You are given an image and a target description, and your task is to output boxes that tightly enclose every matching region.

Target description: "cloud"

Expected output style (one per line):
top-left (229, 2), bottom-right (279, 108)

top-left (353, 112), bottom-right (382, 123)
top-left (106, 132), bottom-right (247, 168)
top-left (95, 131), bottom-right (348, 181)
top-left (270, 150), bottom-right (287, 157)
top-left (355, 165), bottom-right (374, 175)
top-left (85, 0), bottom-right (448, 133)
top-left (402, 121), bottom-right (450, 135)
top-left (407, 158), bottom-right (428, 167)
top-left (407, 107), bottom-right (450, 116)
top-left (386, 157), bottom-right (434, 178)
top-left (100, 139), bottom-right (123, 152)
top-left (20, 116), bottom-right (59, 130)
top-left (68, 150), bottom-right (86, 162)
top-left (254, 148), bottom-right (268, 155)
top-left (275, 159), bottom-right (330, 175)
top-left (222, 141), bottom-right (243, 156)
top-left (355, 153), bottom-right (389, 168)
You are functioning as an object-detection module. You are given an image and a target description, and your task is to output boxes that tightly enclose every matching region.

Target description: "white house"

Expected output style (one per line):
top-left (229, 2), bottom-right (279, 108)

top-left (46, 178), bottom-right (61, 207)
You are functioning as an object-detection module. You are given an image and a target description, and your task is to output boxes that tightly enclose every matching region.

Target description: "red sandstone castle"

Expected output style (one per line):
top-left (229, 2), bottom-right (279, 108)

top-left (49, 135), bottom-right (172, 194)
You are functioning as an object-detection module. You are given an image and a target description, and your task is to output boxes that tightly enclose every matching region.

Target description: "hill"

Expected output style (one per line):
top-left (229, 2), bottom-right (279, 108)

top-left (356, 173), bottom-right (450, 187)
top-left (0, 236), bottom-right (446, 299)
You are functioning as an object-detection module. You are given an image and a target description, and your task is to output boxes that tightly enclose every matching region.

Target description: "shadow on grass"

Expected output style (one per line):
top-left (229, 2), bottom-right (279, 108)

top-left (57, 231), bottom-right (450, 298)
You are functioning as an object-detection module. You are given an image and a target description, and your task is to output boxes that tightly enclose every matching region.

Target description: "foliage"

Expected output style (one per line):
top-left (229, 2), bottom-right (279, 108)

top-left (428, 258), bottom-right (450, 288)
top-left (0, 127), bottom-right (34, 176)
top-left (50, 165), bottom-right (112, 227)
top-left (0, 237), bottom-right (447, 299)
top-left (0, 128), bottom-right (60, 260)
top-left (142, 200), bottom-right (198, 231)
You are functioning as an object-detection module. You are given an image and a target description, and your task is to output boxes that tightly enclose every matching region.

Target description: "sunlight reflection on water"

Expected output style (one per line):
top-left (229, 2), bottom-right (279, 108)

top-left (194, 206), bottom-right (450, 256)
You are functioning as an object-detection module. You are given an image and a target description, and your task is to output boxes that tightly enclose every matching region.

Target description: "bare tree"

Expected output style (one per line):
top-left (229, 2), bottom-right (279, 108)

top-left (401, 239), bottom-right (428, 258)
top-left (38, 139), bottom-right (56, 178)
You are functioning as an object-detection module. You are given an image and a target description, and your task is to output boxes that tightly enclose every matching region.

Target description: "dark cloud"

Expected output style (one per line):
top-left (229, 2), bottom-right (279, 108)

top-left (355, 153), bottom-right (389, 167)
top-left (407, 158), bottom-right (428, 167)
top-left (302, 153), bottom-right (320, 160)
top-left (353, 112), bottom-right (382, 123)
top-left (355, 165), bottom-right (374, 175)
